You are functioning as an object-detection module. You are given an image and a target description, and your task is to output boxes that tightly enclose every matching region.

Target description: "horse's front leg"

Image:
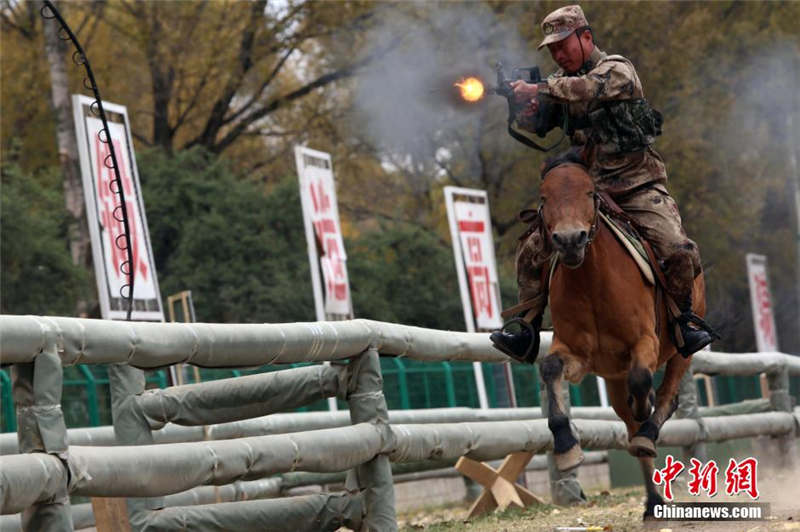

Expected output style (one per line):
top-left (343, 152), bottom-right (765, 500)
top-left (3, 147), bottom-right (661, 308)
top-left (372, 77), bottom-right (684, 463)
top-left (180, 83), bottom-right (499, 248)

top-left (540, 347), bottom-right (584, 471)
top-left (626, 333), bottom-right (659, 424)
top-left (629, 353), bottom-right (689, 458)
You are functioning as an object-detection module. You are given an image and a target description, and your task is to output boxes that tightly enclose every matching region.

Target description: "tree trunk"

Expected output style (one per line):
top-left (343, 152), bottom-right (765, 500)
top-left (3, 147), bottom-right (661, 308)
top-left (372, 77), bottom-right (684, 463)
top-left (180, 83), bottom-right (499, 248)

top-left (42, 0), bottom-right (94, 317)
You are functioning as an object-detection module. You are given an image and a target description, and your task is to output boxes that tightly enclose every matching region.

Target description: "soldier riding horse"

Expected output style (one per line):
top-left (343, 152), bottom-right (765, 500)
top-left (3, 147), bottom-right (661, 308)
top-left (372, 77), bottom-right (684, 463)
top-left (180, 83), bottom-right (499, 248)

top-left (489, 5), bottom-right (719, 518)
top-left (526, 154), bottom-right (711, 517)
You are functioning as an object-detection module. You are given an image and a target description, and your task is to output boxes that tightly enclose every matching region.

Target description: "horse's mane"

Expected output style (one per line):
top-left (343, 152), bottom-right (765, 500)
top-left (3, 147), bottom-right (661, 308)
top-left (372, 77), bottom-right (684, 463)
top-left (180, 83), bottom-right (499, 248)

top-left (540, 148), bottom-right (588, 180)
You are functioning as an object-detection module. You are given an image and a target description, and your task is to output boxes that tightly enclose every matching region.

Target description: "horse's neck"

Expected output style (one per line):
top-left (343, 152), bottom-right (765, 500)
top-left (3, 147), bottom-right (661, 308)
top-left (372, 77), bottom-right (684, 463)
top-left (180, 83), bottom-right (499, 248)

top-left (560, 220), bottom-right (616, 287)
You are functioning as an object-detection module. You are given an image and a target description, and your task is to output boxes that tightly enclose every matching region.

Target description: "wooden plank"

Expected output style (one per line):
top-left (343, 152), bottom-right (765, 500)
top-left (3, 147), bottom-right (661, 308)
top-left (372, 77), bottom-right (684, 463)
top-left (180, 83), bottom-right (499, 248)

top-left (466, 490), bottom-right (497, 519)
top-left (489, 476), bottom-right (524, 510)
top-left (455, 456), bottom-right (497, 486)
top-left (91, 498), bottom-right (131, 532)
top-left (497, 451), bottom-right (534, 480)
top-left (516, 484), bottom-right (546, 506)
top-left (458, 451), bottom-right (545, 520)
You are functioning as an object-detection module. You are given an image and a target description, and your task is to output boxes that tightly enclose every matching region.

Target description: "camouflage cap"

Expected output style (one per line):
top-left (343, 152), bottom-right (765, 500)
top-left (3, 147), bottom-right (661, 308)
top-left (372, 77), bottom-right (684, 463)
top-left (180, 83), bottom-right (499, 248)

top-left (537, 5), bottom-right (589, 50)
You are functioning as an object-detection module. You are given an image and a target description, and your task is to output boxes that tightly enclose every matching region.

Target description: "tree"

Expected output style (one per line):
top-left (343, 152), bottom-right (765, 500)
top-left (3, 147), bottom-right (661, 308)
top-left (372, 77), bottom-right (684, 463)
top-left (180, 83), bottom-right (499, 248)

top-left (138, 147), bottom-right (315, 323)
top-left (76, 1), bottom-right (390, 157)
top-left (346, 222), bottom-right (464, 330)
top-left (0, 152), bottom-right (90, 315)
top-left (41, 0), bottom-right (93, 315)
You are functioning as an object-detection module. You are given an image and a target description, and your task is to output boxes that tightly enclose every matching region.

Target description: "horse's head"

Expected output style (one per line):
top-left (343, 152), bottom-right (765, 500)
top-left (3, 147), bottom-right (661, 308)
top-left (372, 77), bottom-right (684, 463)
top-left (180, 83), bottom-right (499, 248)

top-left (540, 162), bottom-right (597, 269)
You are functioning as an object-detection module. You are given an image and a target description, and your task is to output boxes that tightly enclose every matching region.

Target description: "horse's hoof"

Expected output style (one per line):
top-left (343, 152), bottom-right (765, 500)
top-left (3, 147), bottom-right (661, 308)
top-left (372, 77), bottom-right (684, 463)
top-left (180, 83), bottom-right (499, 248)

top-left (643, 491), bottom-right (665, 521)
top-left (555, 444), bottom-right (585, 471)
top-left (628, 436), bottom-right (657, 458)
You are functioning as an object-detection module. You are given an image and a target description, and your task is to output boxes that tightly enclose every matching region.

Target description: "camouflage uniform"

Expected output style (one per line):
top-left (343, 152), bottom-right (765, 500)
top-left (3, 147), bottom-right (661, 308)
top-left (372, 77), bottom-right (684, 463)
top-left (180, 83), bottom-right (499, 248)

top-left (508, 7), bottom-right (701, 322)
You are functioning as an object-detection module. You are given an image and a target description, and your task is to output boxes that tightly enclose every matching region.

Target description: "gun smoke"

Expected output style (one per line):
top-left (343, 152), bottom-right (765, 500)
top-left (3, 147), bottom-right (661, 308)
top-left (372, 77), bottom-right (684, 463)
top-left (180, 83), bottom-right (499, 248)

top-left (704, 40), bottom-right (800, 353)
top-left (350, 3), bottom-right (543, 168)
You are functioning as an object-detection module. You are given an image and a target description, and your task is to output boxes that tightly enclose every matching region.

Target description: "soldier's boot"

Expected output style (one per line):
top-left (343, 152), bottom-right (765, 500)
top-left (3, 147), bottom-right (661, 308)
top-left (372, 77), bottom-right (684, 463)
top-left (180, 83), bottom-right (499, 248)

top-left (490, 315), bottom-right (542, 364)
top-left (490, 296), bottom-right (546, 364)
top-left (663, 251), bottom-right (720, 358)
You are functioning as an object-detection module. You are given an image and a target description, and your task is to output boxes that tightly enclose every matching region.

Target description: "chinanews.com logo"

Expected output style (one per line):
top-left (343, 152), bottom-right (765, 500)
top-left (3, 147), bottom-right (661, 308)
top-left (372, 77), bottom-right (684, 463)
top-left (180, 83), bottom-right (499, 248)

top-left (651, 455), bottom-right (770, 521)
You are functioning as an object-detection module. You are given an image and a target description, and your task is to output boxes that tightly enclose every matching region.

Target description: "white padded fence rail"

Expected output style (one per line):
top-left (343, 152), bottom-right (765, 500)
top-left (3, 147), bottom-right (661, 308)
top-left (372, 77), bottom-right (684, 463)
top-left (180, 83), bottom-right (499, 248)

top-left (2, 412), bottom-right (795, 515)
top-left (2, 315), bottom-right (799, 374)
top-left (0, 402), bottom-right (774, 455)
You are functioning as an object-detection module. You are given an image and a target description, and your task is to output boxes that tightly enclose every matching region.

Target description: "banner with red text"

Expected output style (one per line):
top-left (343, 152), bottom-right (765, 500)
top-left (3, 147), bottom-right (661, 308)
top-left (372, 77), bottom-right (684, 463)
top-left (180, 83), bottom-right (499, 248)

top-left (73, 95), bottom-right (164, 321)
top-left (745, 253), bottom-right (778, 352)
top-left (444, 187), bottom-right (502, 330)
top-left (294, 146), bottom-right (352, 318)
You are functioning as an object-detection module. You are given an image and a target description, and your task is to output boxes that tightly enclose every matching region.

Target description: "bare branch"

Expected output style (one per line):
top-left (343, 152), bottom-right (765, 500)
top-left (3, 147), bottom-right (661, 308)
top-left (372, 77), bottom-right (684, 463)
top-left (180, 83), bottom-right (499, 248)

top-left (131, 130), bottom-right (153, 147)
top-left (1, 1), bottom-right (35, 40)
top-left (194, 0), bottom-right (267, 148)
top-left (206, 34), bottom-right (402, 154)
top-left (222, 46), bottom-right (296, 126)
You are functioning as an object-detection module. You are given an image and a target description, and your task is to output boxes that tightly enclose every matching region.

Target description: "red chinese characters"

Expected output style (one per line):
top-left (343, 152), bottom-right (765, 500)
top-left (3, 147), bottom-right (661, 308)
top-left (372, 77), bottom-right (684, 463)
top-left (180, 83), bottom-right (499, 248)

top-left (687, 457), bottom-right (719, 497)
top-left (94, 134), bottom-right (148, 282)
top-left (653, 456), bottom-right (759, 501)
top-left (463, 233), bottom-right (493, 319)
top-left (652, 454), bottom-right (685, 501)
top-left (308, 177), bottom-right (348, 310)
top-left (456, 215), bottom-right (500, 328)
top-left (724, 457), bottom-right (759, 499)
top-left (753, 273), bottom-right (775, 349)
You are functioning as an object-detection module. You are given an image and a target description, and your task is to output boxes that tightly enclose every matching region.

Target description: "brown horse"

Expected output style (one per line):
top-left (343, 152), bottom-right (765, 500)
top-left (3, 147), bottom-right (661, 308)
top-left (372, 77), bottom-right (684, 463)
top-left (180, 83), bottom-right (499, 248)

top-left (538, 161), bottom-right (706, 517)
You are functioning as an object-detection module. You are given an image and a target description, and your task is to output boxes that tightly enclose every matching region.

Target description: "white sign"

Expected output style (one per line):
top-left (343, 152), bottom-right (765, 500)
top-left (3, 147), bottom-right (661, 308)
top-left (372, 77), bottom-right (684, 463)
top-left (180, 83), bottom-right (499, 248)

top-left (445, 187), bottom-right (504, 410)
top-left (73, 95), bottom-right (164, 321)
top-left (294, 146), bottom-right (352, 318)
top-left (454, 201), bottom-right (503, 329)
top-left (746, 253), bottom-right (778, 352)
top-left (445, 188), bottom-right (503, 330)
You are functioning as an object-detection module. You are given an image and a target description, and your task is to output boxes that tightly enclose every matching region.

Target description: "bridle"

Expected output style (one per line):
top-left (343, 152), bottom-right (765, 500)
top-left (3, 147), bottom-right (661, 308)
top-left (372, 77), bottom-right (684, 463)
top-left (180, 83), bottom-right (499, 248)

top-left (538, 163), bottom-right (600, 251)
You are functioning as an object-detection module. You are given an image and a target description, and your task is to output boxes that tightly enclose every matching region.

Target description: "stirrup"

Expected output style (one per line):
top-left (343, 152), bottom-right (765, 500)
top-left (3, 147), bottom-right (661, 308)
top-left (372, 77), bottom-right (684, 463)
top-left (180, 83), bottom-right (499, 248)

top-left (489, 317), bottom-right (540, 364)
top-left (675, 311), bottom-right (720, 357)
top-left (676, 311), bottom-right (720, 339)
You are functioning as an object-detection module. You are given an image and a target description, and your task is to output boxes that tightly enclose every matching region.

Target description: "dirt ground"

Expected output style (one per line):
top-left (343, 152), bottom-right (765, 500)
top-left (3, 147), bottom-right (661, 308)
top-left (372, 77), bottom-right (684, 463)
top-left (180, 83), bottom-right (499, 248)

top-left (397, 465), bottom-right (800, 532)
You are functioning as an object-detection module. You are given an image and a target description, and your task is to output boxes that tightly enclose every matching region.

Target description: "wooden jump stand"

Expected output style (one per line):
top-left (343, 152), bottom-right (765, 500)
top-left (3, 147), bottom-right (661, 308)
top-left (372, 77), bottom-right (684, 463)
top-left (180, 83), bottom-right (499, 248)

top-left (455, 451), bottom-right (546, 519)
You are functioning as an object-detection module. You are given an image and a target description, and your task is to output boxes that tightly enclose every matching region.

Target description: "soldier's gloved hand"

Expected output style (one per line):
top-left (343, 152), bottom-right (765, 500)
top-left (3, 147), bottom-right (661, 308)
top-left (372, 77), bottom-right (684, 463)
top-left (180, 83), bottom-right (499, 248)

top-left (511, 80), bottom-right (539, 104)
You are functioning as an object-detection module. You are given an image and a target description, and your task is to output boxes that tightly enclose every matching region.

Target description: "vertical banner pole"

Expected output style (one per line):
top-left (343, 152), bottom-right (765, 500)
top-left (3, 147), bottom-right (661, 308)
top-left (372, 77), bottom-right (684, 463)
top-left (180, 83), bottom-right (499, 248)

top-left (295, 147), bottom-right (335, 410)
top-left (444, 187), bottom-right (497, 409)
top-left (72, 95), bottom-right (164, 322)
top-left (596, 376), bottom-right (609, 407)
top-left (745, 253), bottom-right (779, 405)
top-left (296, 146), bottom-right (354, 411)
top-left (746, 253), bottom-right (779, 353)
top-left (295, 147), bottom-right (327, 324)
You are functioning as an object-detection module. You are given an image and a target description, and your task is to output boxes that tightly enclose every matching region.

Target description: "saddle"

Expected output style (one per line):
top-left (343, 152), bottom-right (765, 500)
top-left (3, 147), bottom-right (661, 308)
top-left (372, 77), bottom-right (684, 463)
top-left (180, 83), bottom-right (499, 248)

top-left (597, 190), bottom-right (664, 288)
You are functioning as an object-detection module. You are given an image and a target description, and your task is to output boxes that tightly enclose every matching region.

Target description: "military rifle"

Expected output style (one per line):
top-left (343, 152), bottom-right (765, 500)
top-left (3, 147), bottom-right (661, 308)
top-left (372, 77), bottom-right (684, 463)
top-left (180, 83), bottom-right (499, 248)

top-left (491, 61), bottom-right (565, 152)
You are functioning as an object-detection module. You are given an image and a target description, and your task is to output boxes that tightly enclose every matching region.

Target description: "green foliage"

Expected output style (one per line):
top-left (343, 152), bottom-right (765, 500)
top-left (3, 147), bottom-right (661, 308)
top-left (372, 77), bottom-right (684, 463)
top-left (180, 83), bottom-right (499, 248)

top-left (138, 147), bottom-right (315, 323)
top-left (0, 156), bottom-right (89, 315)
top-left (347, 223), bottom-right (465, 330)
top-left (139, 149), bottom-right (486, 329)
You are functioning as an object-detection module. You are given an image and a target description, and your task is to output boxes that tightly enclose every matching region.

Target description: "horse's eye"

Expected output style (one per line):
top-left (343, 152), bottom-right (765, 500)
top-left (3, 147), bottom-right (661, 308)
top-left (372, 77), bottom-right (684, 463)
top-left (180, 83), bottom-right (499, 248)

top-left (540, 197), bottom-right (547, 204)
top-left (587, 191), bottom-right (595, 197)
